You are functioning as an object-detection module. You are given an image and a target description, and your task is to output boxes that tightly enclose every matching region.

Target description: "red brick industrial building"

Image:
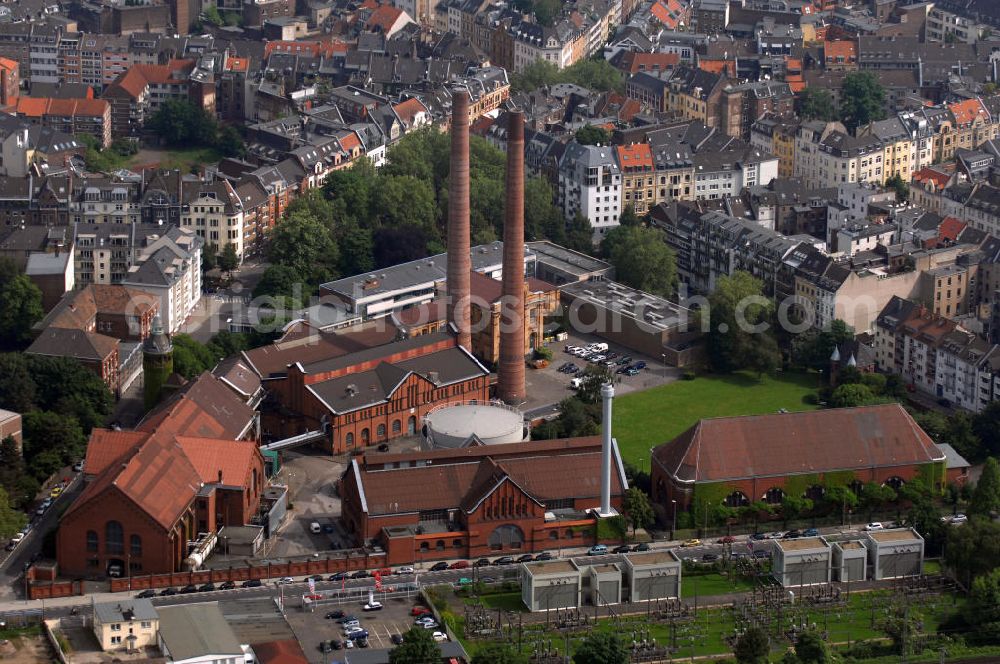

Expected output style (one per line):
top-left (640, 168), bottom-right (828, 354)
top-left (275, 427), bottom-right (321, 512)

top-left (651, 404), bottom-right (948, 514)
top-left (248, 328), bottom-right (490, 454)
top-left (58, 373), bottom-right (264, 577)
top-left (339, 437), bottom-right (628, 565)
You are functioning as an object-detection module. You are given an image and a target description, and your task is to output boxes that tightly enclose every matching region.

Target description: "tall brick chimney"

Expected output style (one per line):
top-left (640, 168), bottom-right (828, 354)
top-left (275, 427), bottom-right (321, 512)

top-left (447, 87), bottom-right (472, 352)
top-left (498, 111), bottom-right (526, 405)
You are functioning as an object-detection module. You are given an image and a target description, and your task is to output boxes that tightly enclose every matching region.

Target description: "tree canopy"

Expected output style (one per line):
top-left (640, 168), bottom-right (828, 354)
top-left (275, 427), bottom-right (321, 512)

top-left (146, 99), bottom-right (244, 158)
top-left (601, 225), bottom-right (677, 297)
top-left (971, 457), bottom-right (1000, 518)
top-left (573, 632), bottom-right (628, 664)
top-left (734, 627), bottom-right (770, 664)
top-left (796, 88), bottom-right (838, 121)
top-left (791, 320), bottom-right (854, 372)
top-left (705, 271), bottom-right (780, 375)
top-left (944, 518), bottom-right (1000, 586)
top-left (840, 72), bottom-right (887, 133)
top-left (388, 627), bottom-right (442, 664)
top-left (0, 257), bottom-right (43, 351)
top-left (512, 59), bottom-right (624, 94)
top-left (470, 643), bottom-right (529, 664)
top-left (575, 125), bottom-right (611, 146)
top-left (623, 487), bottom-right (655, 532)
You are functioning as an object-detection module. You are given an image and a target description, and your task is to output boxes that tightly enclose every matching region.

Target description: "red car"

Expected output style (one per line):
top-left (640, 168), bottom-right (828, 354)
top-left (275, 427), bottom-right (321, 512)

top-left (717, 536), bottom-right (736, 544)
top-left (411, 606), bottom-right (432, 617)
top-left (448, 561), bottom-right (469, 570)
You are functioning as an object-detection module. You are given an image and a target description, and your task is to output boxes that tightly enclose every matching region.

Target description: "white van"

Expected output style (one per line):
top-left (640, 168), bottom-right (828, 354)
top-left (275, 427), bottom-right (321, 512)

top-left (309, 522), bottom-right (321, 534)
top-left (587, 342), bottom-right (609, 353)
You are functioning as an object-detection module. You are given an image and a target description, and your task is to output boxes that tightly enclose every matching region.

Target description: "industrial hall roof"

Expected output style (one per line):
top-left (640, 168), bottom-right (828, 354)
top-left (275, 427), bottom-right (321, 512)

top-left (652, 404), bottom-right (945, 483)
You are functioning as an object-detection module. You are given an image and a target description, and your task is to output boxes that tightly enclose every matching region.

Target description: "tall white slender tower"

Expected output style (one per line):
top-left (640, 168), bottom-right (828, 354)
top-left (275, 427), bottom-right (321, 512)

top-left (600, 383), bottom-right (614, 516)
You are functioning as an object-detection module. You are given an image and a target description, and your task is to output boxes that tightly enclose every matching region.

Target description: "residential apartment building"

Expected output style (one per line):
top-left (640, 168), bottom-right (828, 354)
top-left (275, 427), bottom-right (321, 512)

top-left (121, 226), bottom-right (203, 334)
top-left (180, 181), bottom-right (245, 261)
top-left (794, 121), bottom-right (884, 189)
top-left (11, 97), bottom-right (113, 148)
top-left (750, 114), bottom-right (799, 179)
top-left (558, 142), bottom-right (622, 240)
top-left (616, 143), bottom-right (655, 214)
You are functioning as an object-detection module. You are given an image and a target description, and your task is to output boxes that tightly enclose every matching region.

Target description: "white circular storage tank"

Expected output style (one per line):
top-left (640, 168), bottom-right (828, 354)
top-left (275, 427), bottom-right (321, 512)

top-left (423, 401), bottom-right (527, 449)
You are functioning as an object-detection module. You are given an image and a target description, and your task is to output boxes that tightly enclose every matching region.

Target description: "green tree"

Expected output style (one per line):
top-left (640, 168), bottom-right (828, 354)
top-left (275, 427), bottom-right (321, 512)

top-left (705, 271), bottom-right (780, 375)
top-left (388, 627), bottom-right (441, 664)
top-left (218, 244), bottom-right (239, 275)
top-left (886, 173), bottom-right (910, 202)
top-left (0, 354), bottom-right (35, 412)
top-left (532, 0), bottom-right (561, 26)
top-left (879, 604), bottom-right (920, 656)
top-left (0, 486), bottom-right (25, 538)
top-left (22, 411), bottom-right (86, 480)
top-left (202, 4), bottom-right (222, 24)
top-left (26, 356), bottom-right (112, 432)
top-left (171, 334), bottom-right (216, 378)
top-left (0, 258), bottom-right (43, 350)
top-left (944, 519), bottom-right (1000, 584)
top-left (623, 487), bottom-right (655, 533)
top-left (794, 629), bottom-right (829, 664)
top-left (253, 265), bottom-right (307, 309)
top-left (734, 626), bottom-right (770, 664)
top-left (561, 59), bottom-right (625, 93)
top-left (973, 400), bottom-right (1000, 457)
top-left (216, 124), bottom-right (245, 159)
top-left (512, 60), bottom-right (561, 93)
top-left (602, 225), bottom-right (677, 297)
top-left (796, 88), bottom-right (837, 121)
top-left (564, 212), bottom-right (595, 253)
top-left (970, 457), bottom-right (1000, 518)
top-left (791, 319), bottom-right (854, 371)
top-left (618, 204), bottom-right (642, 228)
top-left (0, 436), bottom-right (38, 510)
top-left (147, 99), bottom-right (218, 147)
top-left (268, 209), bottom-right (340, 286)
top-left (576, 364), bottom-right (613, 405)
top-left (942, 411), bottom-right (983, 463)
top-left (206, 330), bottom-right (248, 360)
top-left (829, 383), bottom-right (877, 408)
top-left (471, 643), bottom-right (529, 664)
top-left (573, 632), bottom-right (628, 664)
top-left (840, 72), bottom-right (887, 133)
top-left (781, 495), bottom-right (813, 526)
top-left (860, 482), bottom-right (897, 518)
top-left (202, 243), bottom-right (219, 272)
top-left (966, 567), bottom-right (1000, 644)
top-left (374, 175), bottom-right (438, 237)
top-left (336, 221), bottom-right (375, 276)
top-left (575, 125), bottom-right (611, 146)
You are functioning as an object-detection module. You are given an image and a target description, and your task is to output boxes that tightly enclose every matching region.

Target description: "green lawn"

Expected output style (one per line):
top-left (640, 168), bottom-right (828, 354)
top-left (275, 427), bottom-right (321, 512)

top-left (681, 572), bottom-right (756, 599)
top-left (614, 371), bottom-right (821, 467)
top-left (129, 147), bottom-right (223, 172)
top-left (473, 592), bottom-right (526, 611)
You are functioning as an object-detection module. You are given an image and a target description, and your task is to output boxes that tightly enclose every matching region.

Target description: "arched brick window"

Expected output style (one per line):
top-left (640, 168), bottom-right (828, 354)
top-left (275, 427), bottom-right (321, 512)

top-left (105, 521), bottom-right (124, 555)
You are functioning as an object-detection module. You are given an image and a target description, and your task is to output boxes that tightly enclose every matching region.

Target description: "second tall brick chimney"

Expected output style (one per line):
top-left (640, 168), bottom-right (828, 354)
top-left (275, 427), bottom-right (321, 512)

top-left (498, 111), bottom-right (526, 405)
top-left (447, 87), bottom-right (472, 352)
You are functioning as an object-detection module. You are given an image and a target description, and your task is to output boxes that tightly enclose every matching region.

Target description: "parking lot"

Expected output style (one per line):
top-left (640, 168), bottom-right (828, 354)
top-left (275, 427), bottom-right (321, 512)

top-left (525, 330), bottom-right (679, 414)
top-left (285, 591), bottom-right (440, 663)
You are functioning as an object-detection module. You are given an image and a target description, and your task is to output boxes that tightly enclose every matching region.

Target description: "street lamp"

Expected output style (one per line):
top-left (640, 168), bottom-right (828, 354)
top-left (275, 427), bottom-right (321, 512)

top-left (670, 500), bottom-right (677, 542)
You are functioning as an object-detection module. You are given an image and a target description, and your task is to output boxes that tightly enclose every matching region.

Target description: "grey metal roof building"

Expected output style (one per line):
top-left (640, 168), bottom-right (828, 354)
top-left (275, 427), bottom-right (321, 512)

top-left (157, 604), bottom-right (243, 663)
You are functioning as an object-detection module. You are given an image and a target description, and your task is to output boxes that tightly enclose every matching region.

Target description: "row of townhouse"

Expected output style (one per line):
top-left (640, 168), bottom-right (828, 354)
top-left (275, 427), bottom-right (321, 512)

top-left (875, 295), bottom-right (1000, 413)
top-left (755, 98), bottom-right (1000, 191)
top-left (448, 0), bottom-right (618, 73)
top-left (554, 121), bottom-right (778, 238)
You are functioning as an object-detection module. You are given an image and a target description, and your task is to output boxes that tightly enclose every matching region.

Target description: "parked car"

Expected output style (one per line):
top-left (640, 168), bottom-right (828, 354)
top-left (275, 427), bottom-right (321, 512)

top-left (336, 615), bottom-right (358, 624)
top-left (803, 528), bottom-right (819, 537)
top-left (180, 584), bottom-right (198, 594)
top-left (784, 530), bottom-right (802, 539)
top-left (612, 545), bottom-right (630, 554)
top-left (346, 630), bottom-right (369, 641)
top-left (432, 631), bottom-right (449, 643)
top-left (449, 560), bottom-right (470, 569)
top-left (864, 522), bottom-right (884, 531)
top-left (136, 589), bottom-right (157, 599)
top-left (950, 514), bottom-right (968, 524)
top-left (587, 544), bottom-right (608, 556)
top-left (321, 641), bottom-right (333, 654)
top-left (766, 531), bottom-right (786, 539)
top-left (342, 624), bottom-right (363, 635)
top-left (717, 536), bottom-right (736, 544)
top-left (277, 577), bottom-right (295, 584)
top-left (351, 570), bottom-right (369, 579)
top-left (624, 368), bottom-right (640, 376)
top-left (395, 566), bottom-right (415, 575)
top-left (199, 583), bottom-right (216, 592)
top-left (516, 554), bottom-right (534, 563)
top-left (633, 361), bottom-right (647, 370)
top-left (73, 461), bottom-right (84, 472)
top-left (681, 539), bottom-right (701, 547)
top-left (323, 524), bottom-right (335, 533)
top-left (49, 487), bottom-right (63, 498)
top-left (242, 579), bottom-right (262, 588)
top-left (492, 556), bottom-right (514, 566)
top-left (535, 551), bottom-right (554, 560)
top-left (632, 543), bottom-right (650, 552)
top-left (411, 606), bottom-right (432, 617)
top-left (751, 533), bottom-right (767, 541)
top-left (473, 558), bottom-right (491, 567)
top-left (159, 587), bottom-right (177, 596)
top-left (330, 639), bottom-right (343, 650)
top-left (377, 443), bottom-right (390, 452)
top-left (329, 572), bottom-right (348, 581)
top-left (391, 634), bottom-right (404, 645)
top-left (430, 562), bottom-right (449, 572)
top-left (701, 553), bottom-right (719, 562)
top-left (363, 601), bottom-right (383, 612)
top-left (418, 621), bottom-right (439, 630)
top-left (325, 610), bottom-right (345, 620)
top-left (357, 638), bottom-right (370, 648)
top-left (415, 616), bottom-right (437, 627)
top-left (307, 574), bottom-right (324, 581)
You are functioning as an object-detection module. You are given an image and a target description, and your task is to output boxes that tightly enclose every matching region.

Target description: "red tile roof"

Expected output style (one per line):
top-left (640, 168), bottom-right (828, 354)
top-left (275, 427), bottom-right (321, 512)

top-left (105, 61), bottom-right (195, 99)
top-left (243, 322), bottom-right (400, 378)
top-left (615, 143), bottom-right (654, 172)
top-left (393, 97), bottom-right (428, 127)
top-left (912, 167), bottom-right (951, 189)
top-left (618, 52), bottom-right (680, 75)
top-left (650, 0), bottom-right (683, 28)
top-left (698, 59), bottom-right (736, 76)
top-left (366, 5), bottom-right (405, 33)
top-left (176, 436), bottom-right (259, 486)
top-left (83, 429), bottom-right (147, 477)
top-left (354, 437), bottom-right (626, 516)
top-left (338, 131), bottom-right (361, 152)
top-left (253, 640), bottom-right (310, 664)
top-left (938, 216), bottom-right (966, 243)
top-left (653, 404), bottom-right (944, 483)
top-left (948, 98), bottom-right (990, 126)
top-left (823, 40), bottom-right (856, 64)
top-left (0, 57), bottom-right (17, 73)
top-left (137, 372), bottom-right (255, 440)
